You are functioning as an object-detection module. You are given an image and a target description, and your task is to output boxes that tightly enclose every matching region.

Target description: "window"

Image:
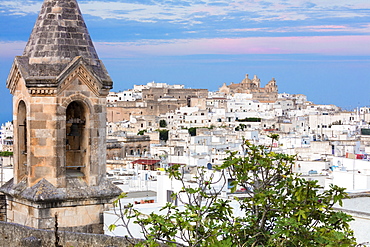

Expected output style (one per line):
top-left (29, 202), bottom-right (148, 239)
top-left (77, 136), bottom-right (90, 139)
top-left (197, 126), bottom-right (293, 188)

top-left (66, 101), bottom-right (88, 176)
top-left (17, 100), bottom-right (27, 180)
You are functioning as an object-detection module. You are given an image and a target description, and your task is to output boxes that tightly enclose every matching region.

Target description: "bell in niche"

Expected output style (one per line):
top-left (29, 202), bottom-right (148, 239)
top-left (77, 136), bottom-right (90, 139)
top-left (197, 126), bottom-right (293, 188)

top-left (68, 123), bottom-right (80, 136)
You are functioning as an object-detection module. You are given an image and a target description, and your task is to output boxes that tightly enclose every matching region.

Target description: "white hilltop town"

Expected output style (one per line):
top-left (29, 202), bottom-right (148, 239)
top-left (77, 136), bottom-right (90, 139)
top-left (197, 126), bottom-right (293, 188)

top-left (0, 0), bottom-right (368, 245)
top-left (2, 76), bottom-right (370, 243)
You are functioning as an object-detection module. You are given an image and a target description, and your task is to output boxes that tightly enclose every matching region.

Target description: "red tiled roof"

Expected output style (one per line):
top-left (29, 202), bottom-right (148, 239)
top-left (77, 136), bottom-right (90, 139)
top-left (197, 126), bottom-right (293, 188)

top-left (132, 159), bottom-right (160, 165)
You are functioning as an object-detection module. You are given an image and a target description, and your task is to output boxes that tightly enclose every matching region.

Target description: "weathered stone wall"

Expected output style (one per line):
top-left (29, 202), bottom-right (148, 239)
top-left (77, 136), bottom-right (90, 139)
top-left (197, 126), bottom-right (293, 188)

top-left (0, 221), bottom-right (136, 247)
top-left (6, 198), bottom-right (105, 232)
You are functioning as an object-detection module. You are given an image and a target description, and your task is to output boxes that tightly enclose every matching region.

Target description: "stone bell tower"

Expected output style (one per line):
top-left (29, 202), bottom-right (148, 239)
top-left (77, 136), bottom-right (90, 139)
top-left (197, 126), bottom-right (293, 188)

top-left (0, 0), bottom-right (121, 233)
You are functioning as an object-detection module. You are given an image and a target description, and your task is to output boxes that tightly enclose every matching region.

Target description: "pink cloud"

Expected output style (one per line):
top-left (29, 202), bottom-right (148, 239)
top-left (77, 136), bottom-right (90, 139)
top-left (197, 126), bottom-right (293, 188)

top-left (2, 36), bottom-right (369, 62)
top-left (95, 35), bottom-right (370, 57)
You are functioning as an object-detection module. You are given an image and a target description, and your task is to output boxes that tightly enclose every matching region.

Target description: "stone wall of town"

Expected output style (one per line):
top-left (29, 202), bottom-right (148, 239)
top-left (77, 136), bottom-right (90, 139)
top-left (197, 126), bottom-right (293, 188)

top-left (0, 221), bottom-right (137, 247)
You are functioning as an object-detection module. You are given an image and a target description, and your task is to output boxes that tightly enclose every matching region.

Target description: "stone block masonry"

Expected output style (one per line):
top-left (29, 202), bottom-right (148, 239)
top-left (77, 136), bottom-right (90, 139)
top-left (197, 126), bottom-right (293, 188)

top-left (0, 221), bottom-right (138, 247)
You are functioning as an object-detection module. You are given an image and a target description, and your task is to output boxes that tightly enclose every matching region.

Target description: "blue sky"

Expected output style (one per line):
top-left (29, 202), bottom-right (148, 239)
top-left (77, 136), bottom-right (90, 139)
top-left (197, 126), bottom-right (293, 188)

top-left (1, 0), bottom-right (370, 124)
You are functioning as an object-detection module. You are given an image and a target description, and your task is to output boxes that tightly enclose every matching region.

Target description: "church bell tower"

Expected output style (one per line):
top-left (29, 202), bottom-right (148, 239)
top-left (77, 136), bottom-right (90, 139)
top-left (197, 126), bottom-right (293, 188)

top-left (0, 0), bottom-right (121, 233)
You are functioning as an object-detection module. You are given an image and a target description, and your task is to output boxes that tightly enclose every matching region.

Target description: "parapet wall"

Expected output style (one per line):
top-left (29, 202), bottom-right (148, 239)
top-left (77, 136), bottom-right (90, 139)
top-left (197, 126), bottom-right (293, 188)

top-left (0, 221), bottom-right (136, 247)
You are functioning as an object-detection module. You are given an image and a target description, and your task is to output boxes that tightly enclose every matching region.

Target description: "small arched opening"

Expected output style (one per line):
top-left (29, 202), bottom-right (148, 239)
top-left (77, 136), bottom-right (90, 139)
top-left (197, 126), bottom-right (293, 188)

top-left (17, 100), bottom-right (27, 181)
top-left (66, 101), bottom-right (89, 177)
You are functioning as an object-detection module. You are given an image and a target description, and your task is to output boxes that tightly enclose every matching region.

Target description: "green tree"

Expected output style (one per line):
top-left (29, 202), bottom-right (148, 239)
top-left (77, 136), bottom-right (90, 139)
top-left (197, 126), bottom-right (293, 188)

top-left (110, 138), bottom-right (356, 247)
top-left (235, 123), bottom-right (247, 131)
top-left (0, 151), bottom-right (13, 157)
top-left (111, 165), bottom-right (232, 246)
top-left (159, 119), bottom-right (167, 128)
top-left (237, 117), bottom-right (261, 122)
top-left (220, 139), bottom-right (355, 246)
top-left (158, 129), bottom-right (169, 142)
top-left (188, 127), bottom-right (196, 136)
top-left (137, 129), bottom-right (147, 135)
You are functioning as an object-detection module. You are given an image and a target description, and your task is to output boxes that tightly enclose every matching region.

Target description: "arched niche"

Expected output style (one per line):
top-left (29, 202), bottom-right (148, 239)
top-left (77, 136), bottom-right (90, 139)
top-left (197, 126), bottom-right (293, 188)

top-left (65, 101), bottom-right (90, 178)
top-left (17, 100), bottom-right (27, 181)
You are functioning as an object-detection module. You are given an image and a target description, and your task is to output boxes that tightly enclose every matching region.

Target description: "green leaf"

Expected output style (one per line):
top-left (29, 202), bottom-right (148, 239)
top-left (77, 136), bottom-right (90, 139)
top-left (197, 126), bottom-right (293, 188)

top-left (108, 224), bottom-right (116, 231)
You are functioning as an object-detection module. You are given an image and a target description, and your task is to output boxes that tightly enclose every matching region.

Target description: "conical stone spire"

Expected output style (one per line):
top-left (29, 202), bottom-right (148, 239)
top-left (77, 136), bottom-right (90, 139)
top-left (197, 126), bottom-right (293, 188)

top-left (24, 0), bottom-right (99, 66)
top-left (12, 0), bottom-right (112, 89)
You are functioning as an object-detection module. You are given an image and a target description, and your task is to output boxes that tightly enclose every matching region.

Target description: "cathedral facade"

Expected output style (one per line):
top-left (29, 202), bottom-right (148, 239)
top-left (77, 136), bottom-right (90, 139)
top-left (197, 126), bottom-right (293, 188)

top-left (219, 74), bottom-right (278, 102)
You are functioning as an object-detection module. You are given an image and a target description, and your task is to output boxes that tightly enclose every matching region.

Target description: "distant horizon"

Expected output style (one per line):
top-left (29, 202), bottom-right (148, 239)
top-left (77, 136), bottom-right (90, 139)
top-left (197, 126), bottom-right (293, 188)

top-left (0, 78), bottom-right (363, 125)
top-left (1, 0), bottom-right (370, 124)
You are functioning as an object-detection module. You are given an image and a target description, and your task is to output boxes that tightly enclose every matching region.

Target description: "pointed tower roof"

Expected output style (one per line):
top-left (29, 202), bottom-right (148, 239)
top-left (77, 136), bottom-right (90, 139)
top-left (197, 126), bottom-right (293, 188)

top-left (11, 0), bottom-right (112, 89)
top-left (24, 0), bottom-right (99, 66)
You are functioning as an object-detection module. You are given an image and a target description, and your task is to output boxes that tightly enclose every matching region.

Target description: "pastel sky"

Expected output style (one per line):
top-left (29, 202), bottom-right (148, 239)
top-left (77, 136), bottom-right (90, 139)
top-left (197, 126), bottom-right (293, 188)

top-left (1, 0), bottom-right (370, 124)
